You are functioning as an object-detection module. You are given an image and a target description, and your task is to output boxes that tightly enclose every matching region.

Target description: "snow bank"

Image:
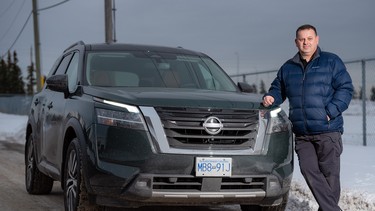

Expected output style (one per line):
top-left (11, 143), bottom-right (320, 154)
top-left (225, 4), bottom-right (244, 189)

top-left (287, 180), bottom-right (375, 210)
top-left (0, 113), bottom-right (27, 144)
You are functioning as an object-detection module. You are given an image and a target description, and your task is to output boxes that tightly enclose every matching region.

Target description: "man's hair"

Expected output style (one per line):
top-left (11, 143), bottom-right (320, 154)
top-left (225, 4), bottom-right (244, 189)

top-left (296, 24), bottom-right (317, 37)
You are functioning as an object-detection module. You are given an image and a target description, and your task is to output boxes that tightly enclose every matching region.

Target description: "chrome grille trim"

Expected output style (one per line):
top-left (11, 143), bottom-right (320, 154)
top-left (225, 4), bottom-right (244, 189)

top-left (155, 107), bottom-right (259, 150)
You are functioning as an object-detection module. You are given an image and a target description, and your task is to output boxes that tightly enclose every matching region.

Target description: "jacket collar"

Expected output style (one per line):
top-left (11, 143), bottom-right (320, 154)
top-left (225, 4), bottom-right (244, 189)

top-left (292, 47), bottom-right (321, 64)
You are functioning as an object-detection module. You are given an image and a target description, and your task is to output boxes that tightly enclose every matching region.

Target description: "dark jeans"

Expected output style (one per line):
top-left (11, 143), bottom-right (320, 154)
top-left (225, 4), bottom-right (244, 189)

top-left (295, 132), bottom-right (343, 211)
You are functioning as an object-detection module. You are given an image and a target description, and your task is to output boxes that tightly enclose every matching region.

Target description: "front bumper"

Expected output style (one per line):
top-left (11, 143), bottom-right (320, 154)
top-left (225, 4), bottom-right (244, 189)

top-left (86, 152), bottom-right (293, 208)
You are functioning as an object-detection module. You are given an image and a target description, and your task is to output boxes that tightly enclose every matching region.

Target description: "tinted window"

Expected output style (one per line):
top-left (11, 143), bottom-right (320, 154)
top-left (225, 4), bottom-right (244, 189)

top-left (66, 52), bottom-right (79, 92)
top-left (54, 53), bottom-right (73, 75)
top-left (85, 51), bottom-right (237, 91)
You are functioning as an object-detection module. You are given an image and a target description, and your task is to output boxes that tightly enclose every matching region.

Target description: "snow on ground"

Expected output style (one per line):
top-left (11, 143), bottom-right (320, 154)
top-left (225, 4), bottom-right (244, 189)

top-left (0, 112), bottom-right (27, 144)
top-left (1, 99), bottom-right (374, 210)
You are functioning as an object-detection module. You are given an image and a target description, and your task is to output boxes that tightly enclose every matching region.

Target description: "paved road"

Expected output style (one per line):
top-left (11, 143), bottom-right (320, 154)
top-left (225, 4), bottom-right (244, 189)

top-left (0, 142), bottom-right (63, 210)
top-left (0, 142), bottom-right (240, 211)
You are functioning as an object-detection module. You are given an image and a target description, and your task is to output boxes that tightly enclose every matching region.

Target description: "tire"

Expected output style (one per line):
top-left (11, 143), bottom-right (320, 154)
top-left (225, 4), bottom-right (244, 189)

top-left (25, 134), bottom-right (54, 194)
top-left (64, 139), bottom-right (104, 211)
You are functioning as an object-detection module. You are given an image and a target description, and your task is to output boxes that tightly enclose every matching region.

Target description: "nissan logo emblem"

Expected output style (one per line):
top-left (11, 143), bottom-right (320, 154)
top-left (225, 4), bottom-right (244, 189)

top-left (203, 116), bottom-right (223, 135)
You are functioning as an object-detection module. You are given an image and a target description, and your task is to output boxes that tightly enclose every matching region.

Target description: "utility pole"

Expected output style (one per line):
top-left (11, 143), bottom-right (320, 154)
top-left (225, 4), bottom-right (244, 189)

top-left (32, 0), bottom-right (42, 92)
top-left (104, 0), bottom-right (114, 43)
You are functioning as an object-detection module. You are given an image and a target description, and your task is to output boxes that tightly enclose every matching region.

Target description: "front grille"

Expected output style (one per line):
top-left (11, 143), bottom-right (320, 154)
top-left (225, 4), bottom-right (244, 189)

top-left (152, 176), bottom-right (266, 192)
top-left (155, 107), bottom-right (259, 150)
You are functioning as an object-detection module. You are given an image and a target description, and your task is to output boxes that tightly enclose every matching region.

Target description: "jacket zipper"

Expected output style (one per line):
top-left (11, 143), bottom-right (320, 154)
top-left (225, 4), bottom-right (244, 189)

top-left (301, 65), bottom-right (308, 133)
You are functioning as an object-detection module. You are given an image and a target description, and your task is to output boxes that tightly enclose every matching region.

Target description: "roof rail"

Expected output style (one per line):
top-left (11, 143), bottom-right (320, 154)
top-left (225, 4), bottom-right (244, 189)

top-left (64, 41), bottom-right (85, 52)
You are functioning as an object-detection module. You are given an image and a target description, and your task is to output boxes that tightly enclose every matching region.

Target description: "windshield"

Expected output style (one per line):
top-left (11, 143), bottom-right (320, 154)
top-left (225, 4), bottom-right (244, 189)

top-left (85, 51), bottom-right (237, 92)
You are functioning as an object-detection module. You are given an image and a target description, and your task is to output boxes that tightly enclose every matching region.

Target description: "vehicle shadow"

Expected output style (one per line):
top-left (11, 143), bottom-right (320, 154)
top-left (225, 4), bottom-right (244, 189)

top-left (109, 205), bottom-right (240, 211)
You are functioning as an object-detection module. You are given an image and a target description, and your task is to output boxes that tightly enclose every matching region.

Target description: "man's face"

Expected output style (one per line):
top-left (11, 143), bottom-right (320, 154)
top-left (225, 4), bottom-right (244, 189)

top-left (295, 29), bottom-right (319, 60)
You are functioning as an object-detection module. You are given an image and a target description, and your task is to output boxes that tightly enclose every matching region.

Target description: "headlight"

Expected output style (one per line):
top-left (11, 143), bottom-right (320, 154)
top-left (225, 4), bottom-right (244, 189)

top-left (260, 107), bottom-right (291, 134)
top-left (95, 99), bottom-right (148, 131)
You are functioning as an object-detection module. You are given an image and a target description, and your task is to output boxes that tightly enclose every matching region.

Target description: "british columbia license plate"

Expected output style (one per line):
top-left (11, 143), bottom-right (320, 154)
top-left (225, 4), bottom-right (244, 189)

top-left (195, 157), bottom-right (232, 177)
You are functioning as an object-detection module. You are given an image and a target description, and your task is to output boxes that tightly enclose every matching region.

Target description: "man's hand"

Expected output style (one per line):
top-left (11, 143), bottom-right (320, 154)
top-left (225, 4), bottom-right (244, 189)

top-left (263, 96), bottom-right (275, 107)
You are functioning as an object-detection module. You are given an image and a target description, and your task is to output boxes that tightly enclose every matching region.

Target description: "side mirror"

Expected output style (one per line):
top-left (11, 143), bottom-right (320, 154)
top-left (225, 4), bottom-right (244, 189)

top-left (237, 82), bottom-right (253, 93)
top-left (46, 74), bottom-right (69, 98)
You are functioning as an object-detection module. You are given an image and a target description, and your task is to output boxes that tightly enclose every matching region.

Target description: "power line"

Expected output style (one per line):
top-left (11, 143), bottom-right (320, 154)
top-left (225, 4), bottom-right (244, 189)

top-left (1, 0), bottom-right (71, 60)
top-left (0, 0), bottom-right (27, 44)
top-left (38, 0), bottom-right (71, 12)
top-left (0, 0), bottom-right (16, 19)
top-left (1, 11), bottom-right (32, 59)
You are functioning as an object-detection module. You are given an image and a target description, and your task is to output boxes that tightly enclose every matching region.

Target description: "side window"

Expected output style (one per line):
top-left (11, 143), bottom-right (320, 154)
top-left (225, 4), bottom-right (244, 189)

top-left (66, 53), bottom-right (79, 92)
top-left (54, 53), bottom-right (73, 75)
top-left (47, 56), bottom-right (63, 77)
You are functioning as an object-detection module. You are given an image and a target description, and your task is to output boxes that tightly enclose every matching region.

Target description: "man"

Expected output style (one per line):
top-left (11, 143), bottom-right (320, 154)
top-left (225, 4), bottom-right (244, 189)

top-left (263, 24), bottom-right (353, 211)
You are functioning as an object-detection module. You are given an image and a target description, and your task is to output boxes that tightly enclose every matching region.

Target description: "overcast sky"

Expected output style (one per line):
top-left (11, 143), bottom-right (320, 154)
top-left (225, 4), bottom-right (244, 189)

top-left (1, 0), bottom-right (375, 79)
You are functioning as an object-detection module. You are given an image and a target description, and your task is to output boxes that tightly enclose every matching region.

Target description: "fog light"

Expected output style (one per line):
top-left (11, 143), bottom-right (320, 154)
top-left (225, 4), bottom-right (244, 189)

top-left (270, 181), bottom-right (278, 188)
top-left (136, 180), bottom-right (149, 188)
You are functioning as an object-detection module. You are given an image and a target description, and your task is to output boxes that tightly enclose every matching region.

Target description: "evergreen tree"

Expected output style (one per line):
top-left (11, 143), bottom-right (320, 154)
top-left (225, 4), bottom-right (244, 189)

top-left (26, 61), bottom-right (36, 95)
top-left (259, 80), bottom-right (267, 94)
top-left (8, 51), bottom-right (25, 94)
top-left (0, 51), bottom-right (25, 94)
top-left (370, 86), bottom-right (375, 101)
top-left (0, 58), bottom-right (7, 93)
top-left (358, 86), bottom-right (366, 100)
top-left (2, 51), bottom-right (13, 93)
top-left (252, 84), bottom-right (258, 94)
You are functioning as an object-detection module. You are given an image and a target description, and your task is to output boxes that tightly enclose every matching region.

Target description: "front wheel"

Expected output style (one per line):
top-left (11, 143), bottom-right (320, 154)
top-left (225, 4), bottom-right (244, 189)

top-left (25, 134), bottom-right (54, 194)
top-left (64, 139), bottom-right (104, 211)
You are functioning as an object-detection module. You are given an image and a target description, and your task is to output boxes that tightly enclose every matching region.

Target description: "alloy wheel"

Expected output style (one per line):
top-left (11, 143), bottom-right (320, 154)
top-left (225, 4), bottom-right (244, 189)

top-left (25, 140), bottom-right (34, 189)
top-left (65, 149), bottom-right (78, 211)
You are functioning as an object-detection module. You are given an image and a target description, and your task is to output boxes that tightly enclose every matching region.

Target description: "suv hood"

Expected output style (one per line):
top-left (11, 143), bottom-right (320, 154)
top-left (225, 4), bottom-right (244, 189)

top-left (84, 87), bottom-right (262, 110)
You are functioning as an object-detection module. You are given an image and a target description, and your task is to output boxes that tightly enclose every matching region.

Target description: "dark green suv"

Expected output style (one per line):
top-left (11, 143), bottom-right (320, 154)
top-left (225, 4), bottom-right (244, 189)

top-left (25, 41), bottom-right (293, 211)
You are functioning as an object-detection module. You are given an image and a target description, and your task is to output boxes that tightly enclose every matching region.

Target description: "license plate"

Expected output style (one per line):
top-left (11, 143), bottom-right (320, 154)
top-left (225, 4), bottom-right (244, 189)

top-left (195, 157), bottom-right (232, 177)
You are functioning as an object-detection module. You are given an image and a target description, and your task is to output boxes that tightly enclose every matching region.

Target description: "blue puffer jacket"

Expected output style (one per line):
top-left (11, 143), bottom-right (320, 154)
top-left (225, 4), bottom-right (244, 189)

top-left (266, 47), bottom-right (353, 135)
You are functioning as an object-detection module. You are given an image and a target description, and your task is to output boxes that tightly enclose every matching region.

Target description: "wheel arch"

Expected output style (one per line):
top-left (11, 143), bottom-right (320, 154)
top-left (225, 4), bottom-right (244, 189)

top-left (61, 117), bottom-right (89, 188)
top-left (25, 121), bottom-right (32, 144)
top-left (26, 122), bottom-right (32, 143)
top-left (25, 119), bottom-right (36, 162)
